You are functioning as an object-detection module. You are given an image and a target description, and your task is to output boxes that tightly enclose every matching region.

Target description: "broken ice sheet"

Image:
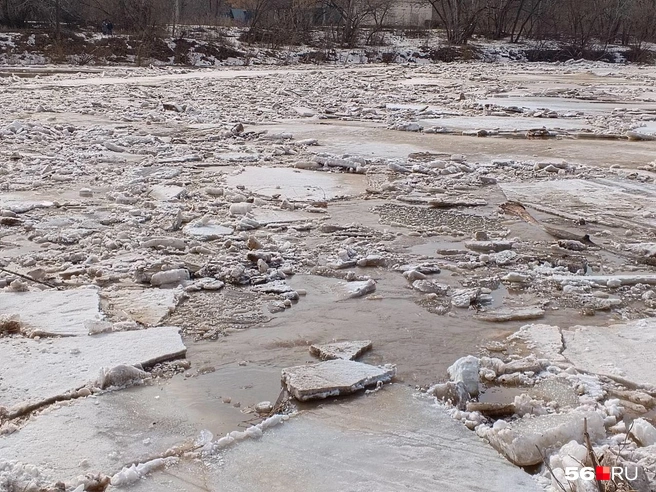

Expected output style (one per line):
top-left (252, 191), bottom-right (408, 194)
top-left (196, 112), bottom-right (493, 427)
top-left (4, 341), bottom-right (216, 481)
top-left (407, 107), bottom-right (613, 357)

top-left (514, 318), bottom-right (656, 387)
top-left (0, 288), bottom-right (101, 337)
top-left (309, 340), bottom-right (372, 360)
top-left (479, 411), bottom-right (605, 466)
top-left (0, 326), bottom-right (186, 412)
top-left (281, 359), bottom-right (395, 401)
top-left (562, 318), bottom-right (656, 387)
top-left (0, 384), bottom-right (200, 485)
top-left (101, 287), bottom-right (184, 326)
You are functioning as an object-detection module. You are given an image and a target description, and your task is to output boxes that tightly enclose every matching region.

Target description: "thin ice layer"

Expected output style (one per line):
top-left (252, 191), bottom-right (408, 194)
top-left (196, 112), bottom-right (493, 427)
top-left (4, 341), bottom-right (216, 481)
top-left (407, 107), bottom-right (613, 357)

top-left (213, 386), bottom-right (541, 492)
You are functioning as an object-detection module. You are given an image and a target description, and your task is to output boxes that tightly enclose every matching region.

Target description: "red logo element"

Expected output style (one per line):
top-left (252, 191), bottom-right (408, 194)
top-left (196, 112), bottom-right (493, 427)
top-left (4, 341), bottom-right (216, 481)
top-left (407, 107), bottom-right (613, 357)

top-left (596, 466), bottom-right (611, 481)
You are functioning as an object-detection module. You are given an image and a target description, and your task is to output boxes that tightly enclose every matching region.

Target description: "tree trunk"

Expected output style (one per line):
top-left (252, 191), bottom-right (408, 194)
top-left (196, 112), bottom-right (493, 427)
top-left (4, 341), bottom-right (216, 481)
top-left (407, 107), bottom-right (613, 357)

top-left (55, 0), bottom-right (61, 41)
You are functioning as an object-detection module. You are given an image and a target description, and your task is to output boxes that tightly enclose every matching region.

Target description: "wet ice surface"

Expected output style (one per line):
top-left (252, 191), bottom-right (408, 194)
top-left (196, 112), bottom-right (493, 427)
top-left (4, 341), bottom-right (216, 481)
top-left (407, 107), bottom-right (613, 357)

top-left (129, 386), bottom-right (541, 492)
top-left (1, 60), bottom-right (656, 491)
top-left (0, 386), bottom-right (199, 484)
top-left (500, 179), bottom-right (656, 229)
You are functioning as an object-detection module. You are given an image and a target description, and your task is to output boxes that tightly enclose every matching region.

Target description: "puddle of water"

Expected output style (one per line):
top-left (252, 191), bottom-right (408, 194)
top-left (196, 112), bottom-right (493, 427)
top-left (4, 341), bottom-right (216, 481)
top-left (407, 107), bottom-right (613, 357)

top-left (172, 270), bottom-right (508, 390)
top-left (489, 284), bottom-right (508, 309)
top-left (225, 167), bottom-right (366, 201)
top-left (158, 364), bottom-right (283, 437)
top-left (409, 239), bottom-right (468, 256)
top-left (479, 386), bottom-right (525, 404)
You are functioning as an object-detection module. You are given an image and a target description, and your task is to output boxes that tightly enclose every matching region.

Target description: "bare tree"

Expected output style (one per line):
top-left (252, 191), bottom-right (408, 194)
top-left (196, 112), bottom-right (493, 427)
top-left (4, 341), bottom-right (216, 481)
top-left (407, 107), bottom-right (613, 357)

top-left (508, 0), bottom-right (545, 42)
top-left (1, 0), bottom-right (38, 27)
top-left (322, 0), bottom-right (393, 46)
top-left (428, 0), bottom-right (487, 44)
top-left (365, 0), bottom-right (393, 44)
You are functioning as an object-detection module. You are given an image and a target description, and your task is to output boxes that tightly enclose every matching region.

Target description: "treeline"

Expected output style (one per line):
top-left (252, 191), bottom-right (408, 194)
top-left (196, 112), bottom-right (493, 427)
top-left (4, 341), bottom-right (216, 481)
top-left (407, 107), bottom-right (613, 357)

top-left (1, 0), bottom-right (656, 51)
top-left (434, 0), bottom-right (656, 49)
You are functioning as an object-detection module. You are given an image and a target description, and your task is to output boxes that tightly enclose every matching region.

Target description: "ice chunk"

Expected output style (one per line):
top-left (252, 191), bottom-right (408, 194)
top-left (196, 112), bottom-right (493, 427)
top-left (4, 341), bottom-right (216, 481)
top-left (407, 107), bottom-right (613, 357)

top-left (337, 279), bottom-right (376, 299)
top-left (451, 288), bottom-right (481, 308)
top-left (97, 364), bottom-right (149, 389)
top-left (631, 418), bottom-right (656, 446)
top-left (475, 307), bottom-right (545, 322)
top-left (229, 203), bottom-right (252, 216)
top-left (110, 457), bottom-right (179, 487)
top-left (149, 185), bottom-right (186, 201)
top-left (183, 223), bottom-right (233, 240)
top-left (479, 412), bottom-right (605, 466)
top-left (281, 360), bottom-right (395, 401)
top-left (150, 269), bottom-right (190, 287)
top-left (465, 240), bottom-right (513, 253)
top-left (411, 280), bottom-right (449, 294)
top-left (309, 340), bottom-right (372, 360)
top-left (448, 355), bottom-right (480, 396)
top-left (142, 237), bottom-right (186, 250)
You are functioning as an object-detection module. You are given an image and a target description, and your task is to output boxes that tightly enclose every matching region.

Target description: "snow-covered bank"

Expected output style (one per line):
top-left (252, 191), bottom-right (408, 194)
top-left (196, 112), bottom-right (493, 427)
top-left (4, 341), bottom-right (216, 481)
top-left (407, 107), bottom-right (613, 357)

top-left (1, 28), bottom-right (653, 68)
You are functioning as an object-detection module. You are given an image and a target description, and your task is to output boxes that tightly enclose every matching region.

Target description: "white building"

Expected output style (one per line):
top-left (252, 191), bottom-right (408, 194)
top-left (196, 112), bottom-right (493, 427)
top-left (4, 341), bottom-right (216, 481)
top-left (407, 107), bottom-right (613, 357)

top-left (387, 0), bottom-right (433, 27)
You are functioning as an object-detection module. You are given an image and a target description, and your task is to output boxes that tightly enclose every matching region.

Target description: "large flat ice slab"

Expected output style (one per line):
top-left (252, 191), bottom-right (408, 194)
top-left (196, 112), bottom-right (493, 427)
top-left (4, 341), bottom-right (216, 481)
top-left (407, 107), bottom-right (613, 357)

top-left (0, 327), bottom-right (186, 412)
top-left (509, 324), bottom-right (567, 363)
top-left (309, 340), bottom-right (372, 360)
top-left (0, 386), bottom-right (199, 485)
top-left (210, 386), bottom-right (541, 492)
top-left (512, 319), bottom-right (656, 387)
top-left (183, 223), bottom-right (233, 240)
top-left (500, 179), bottom-right (656, 229)
top-left (281, 359), bottom-right (395, 401)
top-left (563, 318), bottom-right (656, 388)
top-left (102, 288), bottom-right (183, 326)
top-left (0, 288), bottom-right (101, 337)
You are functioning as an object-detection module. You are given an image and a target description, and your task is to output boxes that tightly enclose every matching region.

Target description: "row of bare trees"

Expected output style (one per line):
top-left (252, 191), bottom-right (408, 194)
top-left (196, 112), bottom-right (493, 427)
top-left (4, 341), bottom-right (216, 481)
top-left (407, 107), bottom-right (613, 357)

top-left (428, 0), bottom-right (656, 48)
top-left (2, 0), bottom-right (656, 50)
top-left (0, 0), bottom-right (178, 31)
